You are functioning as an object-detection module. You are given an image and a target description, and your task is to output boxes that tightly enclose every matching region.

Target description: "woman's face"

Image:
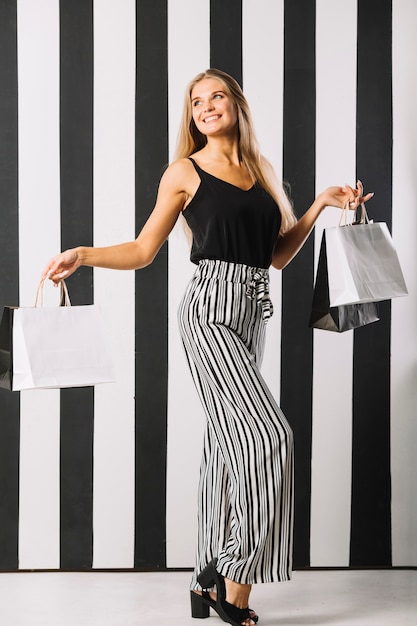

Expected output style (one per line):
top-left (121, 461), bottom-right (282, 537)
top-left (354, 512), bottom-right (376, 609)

top-left (191, 77), bottom-right (238, 138)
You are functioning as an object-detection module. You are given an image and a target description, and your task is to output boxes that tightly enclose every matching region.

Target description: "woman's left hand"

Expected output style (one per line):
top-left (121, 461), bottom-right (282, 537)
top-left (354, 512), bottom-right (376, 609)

top-left (273, 180), bottom-right (374, 270)
top-left (318, 180), bottom-right (374, 211)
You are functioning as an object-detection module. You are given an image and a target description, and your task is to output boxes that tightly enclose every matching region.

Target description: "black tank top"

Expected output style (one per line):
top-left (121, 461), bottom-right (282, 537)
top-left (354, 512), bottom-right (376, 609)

top-left (183, 158), bottom-right (281, 268)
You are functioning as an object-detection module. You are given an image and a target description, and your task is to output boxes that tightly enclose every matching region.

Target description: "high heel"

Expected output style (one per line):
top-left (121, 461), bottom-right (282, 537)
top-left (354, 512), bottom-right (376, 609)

top-left (195, 559), bottom-right (255, 626)
top-left (190, 590), bottom-right (210, 618)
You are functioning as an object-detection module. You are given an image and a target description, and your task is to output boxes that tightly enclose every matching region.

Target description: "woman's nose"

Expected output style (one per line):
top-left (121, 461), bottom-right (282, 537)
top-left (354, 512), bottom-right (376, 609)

top-left (203, 100), bottom-right (214, 112)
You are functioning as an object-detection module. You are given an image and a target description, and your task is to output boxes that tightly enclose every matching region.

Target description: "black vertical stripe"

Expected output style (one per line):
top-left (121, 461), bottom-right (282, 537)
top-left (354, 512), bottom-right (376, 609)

top-left (0, 0), bottom-right (20, 571)
top-left (350, 0), bottom-right (393, 566)
top-left (210, 0), bottom-right (242, 86)
top-left (59, 0), bottom-right (94, 569)
top-left (282, 0), bottom-right (316, 568)
top-left (134, 0), bottom-right (168, 568)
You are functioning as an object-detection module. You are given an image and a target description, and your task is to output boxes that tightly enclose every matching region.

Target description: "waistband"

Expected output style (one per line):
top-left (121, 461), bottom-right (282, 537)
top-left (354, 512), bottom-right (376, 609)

top-left (195, 259), bottom-right (269, 283)
top-left (195, 260), bottom-right (273, 321)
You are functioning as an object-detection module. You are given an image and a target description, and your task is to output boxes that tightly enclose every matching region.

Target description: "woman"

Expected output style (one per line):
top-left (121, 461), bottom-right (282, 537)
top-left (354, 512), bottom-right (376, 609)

top-left (44, 69), bottom-right (372, 626)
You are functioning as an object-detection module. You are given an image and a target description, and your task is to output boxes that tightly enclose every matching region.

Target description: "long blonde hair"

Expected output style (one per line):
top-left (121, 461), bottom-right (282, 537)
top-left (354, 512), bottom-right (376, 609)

top-left (174, 68), bottom-right (297, 235)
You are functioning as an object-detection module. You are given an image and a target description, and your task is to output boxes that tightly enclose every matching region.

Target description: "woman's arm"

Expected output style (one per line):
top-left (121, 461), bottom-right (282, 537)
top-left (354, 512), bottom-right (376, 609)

top-left (272, 182), bottom-right (373, 270)
top-left (43, 160), bottom-right (192, 283)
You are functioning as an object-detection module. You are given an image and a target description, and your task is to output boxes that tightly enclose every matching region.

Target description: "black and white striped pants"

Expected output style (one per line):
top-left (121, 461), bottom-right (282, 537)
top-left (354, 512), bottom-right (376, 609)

top-left (178, 259), bottom-right (294, 586)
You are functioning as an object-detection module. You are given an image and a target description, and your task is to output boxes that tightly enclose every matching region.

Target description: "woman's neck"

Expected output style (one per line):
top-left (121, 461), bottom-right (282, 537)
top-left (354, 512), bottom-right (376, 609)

top-left (200, 134), bottom-right (240, 165)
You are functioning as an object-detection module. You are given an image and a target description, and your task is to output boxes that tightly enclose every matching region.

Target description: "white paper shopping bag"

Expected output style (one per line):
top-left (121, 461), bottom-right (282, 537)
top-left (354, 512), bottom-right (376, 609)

top-left (0, 280), bottom-right (114, 391)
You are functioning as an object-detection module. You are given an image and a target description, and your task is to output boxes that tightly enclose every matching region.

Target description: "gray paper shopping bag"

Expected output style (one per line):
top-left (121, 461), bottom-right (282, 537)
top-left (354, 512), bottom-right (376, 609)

top-left (324, 219), bottom-right (408, 307)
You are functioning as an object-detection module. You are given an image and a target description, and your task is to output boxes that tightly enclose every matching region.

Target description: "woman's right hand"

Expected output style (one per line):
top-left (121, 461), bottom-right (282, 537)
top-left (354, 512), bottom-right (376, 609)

top-left (42, 248), bottom-right (81, 284)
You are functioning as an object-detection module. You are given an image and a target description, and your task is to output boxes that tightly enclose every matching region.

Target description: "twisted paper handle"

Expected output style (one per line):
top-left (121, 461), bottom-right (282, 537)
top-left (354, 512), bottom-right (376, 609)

top-left (339, 202), bottom-right (370, 227)
top-left (35, 278), bottom-right (71, 307)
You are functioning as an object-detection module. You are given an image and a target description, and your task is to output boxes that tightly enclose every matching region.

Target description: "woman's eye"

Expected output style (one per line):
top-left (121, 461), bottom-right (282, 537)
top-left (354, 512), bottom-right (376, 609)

top-left (193, 100), bottom-right (201, 107)
top-left (213, 94), bottom-right (222, 100)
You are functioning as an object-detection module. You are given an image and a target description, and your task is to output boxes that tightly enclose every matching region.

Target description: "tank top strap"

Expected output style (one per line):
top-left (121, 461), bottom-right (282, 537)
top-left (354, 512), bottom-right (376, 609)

top-left (189, 157), bottom-right (208, 180)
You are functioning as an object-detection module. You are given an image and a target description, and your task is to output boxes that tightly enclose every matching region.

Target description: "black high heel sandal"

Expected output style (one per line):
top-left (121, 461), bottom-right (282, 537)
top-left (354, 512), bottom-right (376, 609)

top-left (190, 558), bottom-right (257, 626)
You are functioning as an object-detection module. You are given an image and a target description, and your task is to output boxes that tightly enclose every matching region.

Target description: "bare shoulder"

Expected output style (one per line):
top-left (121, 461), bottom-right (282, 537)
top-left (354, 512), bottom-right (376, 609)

top-left (161, 158), bottom-right (195, 187)
top-left (159, 157), bottom-right (199, 200)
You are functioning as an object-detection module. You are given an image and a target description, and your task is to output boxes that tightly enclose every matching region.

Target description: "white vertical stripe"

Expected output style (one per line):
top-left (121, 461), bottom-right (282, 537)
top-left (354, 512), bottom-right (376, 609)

top-left (310, 0), bottom-right (357, 566)
top-left (166, 0), bottom-right (210, 568)
top-left (391, 0), bottom-right (417, 567)
top-left (92, 0), bottom-right (136, 568)
top-left (17, 0), bottom-right (61, 568)
top-left (242, 0), bottom-right (284, 402)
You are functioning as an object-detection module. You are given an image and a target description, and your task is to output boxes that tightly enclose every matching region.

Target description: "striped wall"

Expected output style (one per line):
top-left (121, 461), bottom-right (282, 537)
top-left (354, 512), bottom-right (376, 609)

top-left (0, 0), bottom-right (415, 572)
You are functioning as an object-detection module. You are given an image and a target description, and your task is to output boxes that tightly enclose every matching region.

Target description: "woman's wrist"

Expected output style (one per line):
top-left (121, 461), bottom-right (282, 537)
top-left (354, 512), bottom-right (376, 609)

top-left (73, 246), bottom-right (89, 268)
top-left (314, 193), bottom-right (330, 212)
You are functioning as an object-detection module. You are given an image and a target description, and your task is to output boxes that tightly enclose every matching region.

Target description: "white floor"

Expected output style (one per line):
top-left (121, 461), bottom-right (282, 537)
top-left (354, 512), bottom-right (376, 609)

top-left (0, 569), bottom-right (415, 625)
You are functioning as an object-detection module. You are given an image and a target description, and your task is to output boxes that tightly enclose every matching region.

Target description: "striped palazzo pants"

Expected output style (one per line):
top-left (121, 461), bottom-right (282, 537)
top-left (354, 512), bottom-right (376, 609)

top-left (178, 260), bottom-right (294, 587)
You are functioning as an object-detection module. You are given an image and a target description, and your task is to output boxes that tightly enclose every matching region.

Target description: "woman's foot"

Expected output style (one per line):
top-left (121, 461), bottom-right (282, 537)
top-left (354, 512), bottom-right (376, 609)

top-left (192, 559), bottom-right (258, 626)
top-left (225, 578), bottom-right (252, 609)
top-left (225, 578), bottom-right (255, 625)
top-left (192, 588), bottom-right (258, 623)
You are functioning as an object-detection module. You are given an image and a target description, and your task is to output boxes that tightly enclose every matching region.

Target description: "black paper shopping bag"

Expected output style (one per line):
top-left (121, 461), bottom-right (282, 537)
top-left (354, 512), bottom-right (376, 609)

top-left (309, 230), bottom-right (380, 332)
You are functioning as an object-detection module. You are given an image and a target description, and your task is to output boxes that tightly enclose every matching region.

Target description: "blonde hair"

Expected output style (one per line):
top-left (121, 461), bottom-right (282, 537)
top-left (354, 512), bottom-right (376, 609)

top-left (174, 68), bottom-right (297, 235)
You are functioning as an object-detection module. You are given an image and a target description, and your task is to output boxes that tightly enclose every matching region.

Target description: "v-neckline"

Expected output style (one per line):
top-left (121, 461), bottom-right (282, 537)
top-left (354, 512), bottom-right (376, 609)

top-left (190, 158), bottom-right (255, 192)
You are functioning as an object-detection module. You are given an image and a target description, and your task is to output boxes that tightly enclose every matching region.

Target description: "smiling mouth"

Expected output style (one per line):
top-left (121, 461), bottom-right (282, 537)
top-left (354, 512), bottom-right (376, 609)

top-left (203, 115), bottom-right (220, 123)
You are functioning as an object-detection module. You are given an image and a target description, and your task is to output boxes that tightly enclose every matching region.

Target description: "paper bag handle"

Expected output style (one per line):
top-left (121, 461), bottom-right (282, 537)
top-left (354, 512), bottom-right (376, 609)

top-left (339, 202), bottom-right (371, 226)
top-left (35, 278), bottom-right (71, 307)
